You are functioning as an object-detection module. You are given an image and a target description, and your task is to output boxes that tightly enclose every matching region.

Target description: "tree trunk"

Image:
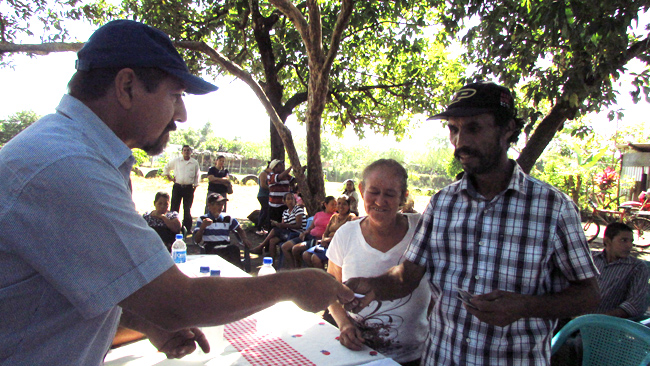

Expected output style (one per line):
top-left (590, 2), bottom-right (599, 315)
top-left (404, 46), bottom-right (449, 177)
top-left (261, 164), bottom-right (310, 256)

top-left (269, 121), bottom-right (284, 160)
top-left (517, 101), bottom-right (578, 173)
top-left (250, 0), bottom-right (286, 162)
top-left (302, 71), bottom-right (328, 215)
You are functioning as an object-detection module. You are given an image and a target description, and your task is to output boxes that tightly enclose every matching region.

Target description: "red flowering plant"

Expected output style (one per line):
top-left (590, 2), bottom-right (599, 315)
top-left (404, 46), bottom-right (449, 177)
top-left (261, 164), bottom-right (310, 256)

top-left (594, 167), bottom-right (619, 191)
top-left (592, 167), bottom-right (619, 209)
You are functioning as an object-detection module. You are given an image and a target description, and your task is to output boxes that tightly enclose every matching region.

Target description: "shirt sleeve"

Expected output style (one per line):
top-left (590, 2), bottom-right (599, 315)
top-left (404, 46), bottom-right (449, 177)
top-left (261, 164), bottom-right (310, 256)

top-left (193, 217), bottom-right (203, 236)
top-left (193, 161), bottom-right (200, 186)
top-left (163, 157), bottom-right (174, 175)
top-left (326, 224), bottom-right (348, 267)
top-left (11, 155), bottom-right (173, 319)
top-left (230, 217), bottom-right (240, 231)
top-left (552, 199), bottom-right (599, 282)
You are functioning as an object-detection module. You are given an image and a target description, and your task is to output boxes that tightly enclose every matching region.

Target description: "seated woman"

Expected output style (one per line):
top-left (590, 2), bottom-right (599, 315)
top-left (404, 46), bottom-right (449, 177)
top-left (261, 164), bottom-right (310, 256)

top-left (250, 192), bottom-right (306, 261)
top-left (193, 193), bottom-right (252, 268)
top-left (342, 179), bottom-right (360, 216)
top-left (142, 191), bottom-right (182, 252)
top-left (302, 194), bottom-right (356, 269)
top-left (327, 159), bottom-right (430, 366)
top-left (281, 196), bottom-right (337, 269)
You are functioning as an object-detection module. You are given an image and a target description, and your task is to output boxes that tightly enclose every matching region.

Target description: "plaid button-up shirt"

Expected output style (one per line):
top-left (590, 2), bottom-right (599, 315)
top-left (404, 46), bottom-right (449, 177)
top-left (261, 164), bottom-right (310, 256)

top-left (406, 162), bottom-right (598, 366)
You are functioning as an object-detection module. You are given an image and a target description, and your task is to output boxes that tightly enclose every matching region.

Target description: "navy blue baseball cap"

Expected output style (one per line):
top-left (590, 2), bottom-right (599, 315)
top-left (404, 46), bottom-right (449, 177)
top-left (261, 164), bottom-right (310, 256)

top-left (428, 81), bottom-right (515, 120)
top-left (75, 20), bottom-right (218, 95)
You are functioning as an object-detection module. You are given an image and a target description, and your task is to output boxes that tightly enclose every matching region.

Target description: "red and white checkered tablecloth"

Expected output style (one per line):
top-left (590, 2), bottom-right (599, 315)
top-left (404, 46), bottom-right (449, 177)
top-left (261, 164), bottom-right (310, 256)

top-left (225, 317), bottom-right (316, 366)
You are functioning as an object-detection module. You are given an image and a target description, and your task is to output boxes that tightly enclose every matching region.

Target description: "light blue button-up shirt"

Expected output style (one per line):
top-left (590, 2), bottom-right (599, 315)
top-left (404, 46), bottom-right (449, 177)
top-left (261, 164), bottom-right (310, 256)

top-left (0, 95), bottom-right (174, 365)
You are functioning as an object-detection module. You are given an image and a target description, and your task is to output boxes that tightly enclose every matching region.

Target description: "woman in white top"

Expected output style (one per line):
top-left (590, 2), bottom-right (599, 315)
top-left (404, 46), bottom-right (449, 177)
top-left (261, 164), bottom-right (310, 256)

top-left (327, 159), bottom-right (430, 366)
top-left (342, 179), bottom-right (360, 215)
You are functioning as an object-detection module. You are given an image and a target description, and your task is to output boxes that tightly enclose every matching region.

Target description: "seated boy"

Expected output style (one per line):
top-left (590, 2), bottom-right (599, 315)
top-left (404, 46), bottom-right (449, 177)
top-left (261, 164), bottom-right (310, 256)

top-left (592, 222), bottom-right (650, 318)
top-left (552, 222), bottom-right (650, 366)
top-left (193, 193), bottom-right (253, 268)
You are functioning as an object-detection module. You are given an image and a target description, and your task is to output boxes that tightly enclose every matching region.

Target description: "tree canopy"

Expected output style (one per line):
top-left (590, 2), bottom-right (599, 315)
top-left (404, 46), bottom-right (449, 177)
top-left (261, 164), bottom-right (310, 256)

top-left (1, 0), bottom-right (462, 213)
top-left (2, 0), bottom-right (650, 211)
top-left (441, 0), bottom-right (650, 172)
top-left (0, 110), bottom-right (40, 146)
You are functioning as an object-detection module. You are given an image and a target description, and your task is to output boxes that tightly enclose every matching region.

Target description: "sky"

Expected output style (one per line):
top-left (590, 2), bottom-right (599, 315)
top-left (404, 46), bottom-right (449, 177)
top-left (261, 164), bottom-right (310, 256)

top-left (1, 17), bottom-right (648, 154)
top-left (0, 49), bottom-right (444, 152)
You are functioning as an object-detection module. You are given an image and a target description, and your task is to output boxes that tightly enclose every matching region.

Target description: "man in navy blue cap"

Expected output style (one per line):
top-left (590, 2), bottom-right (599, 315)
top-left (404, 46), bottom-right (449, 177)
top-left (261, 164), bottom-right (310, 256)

top-left (343, 81), bottom-right (600, 365)
top-left (0, 20), bottom-right (354, 365)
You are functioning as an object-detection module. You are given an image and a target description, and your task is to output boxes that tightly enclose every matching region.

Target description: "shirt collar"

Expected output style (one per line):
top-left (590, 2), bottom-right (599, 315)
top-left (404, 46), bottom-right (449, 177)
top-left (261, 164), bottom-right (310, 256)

top-left (594, 249), bottom-right (637, 265)
top-left (453, 160), bottom-right (528, 197)
top-left (56, 95), bottom-right (134, 171)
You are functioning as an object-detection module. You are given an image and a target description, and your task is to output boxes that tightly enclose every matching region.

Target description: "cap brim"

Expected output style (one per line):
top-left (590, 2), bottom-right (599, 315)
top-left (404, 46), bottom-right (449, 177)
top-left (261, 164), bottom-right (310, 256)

top-left (427, 107), bottom-right (496, 120)
top-left (162, 67), bottom-right (218, 95)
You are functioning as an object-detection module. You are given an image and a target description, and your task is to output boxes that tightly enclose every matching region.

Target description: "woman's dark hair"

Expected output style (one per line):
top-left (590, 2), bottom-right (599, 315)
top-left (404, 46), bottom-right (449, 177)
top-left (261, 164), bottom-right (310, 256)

top-left (361, 159), bottom-right (408, 204)
top-left (342, 179), bottom-right (356, 194)
top-left (321, 195), bottom-right (336, 210)
top-left (154, 191), bottom-right (170, 203)
top-left (68, 67), bottom-right (170, 102)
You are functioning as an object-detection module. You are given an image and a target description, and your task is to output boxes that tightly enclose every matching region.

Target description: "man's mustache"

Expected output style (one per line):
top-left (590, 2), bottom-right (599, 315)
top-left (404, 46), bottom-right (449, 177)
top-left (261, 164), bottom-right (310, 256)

top-left (165, 121), bottom-right (177, 133)
top-left (454, 147), bottom-right (481, 160)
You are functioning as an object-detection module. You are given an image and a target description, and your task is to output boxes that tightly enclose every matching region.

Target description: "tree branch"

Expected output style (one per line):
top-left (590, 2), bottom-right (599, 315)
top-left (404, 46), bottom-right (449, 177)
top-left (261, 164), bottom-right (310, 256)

top-left (323, 0), bottom-right (353, 72)
top-left (284, 91), bottom-right (308, 112)
top-left (339, 82), bottom-right (413, 93)
top-left (0, 41), bottom-right (82, 55)
top-left (268, 0), bottom-right (311, 50)
top-left (175, 41), bottom-right (304, 177)
top-left (622, 36), bottom-right (650, 65)
top-left (288, 62), bottom-right (308, 87)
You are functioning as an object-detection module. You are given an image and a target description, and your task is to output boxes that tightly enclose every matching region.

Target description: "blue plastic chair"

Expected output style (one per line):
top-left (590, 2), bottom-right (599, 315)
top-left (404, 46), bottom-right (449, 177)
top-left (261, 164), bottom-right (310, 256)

top-left (551, 314), bottom-right (650, 366)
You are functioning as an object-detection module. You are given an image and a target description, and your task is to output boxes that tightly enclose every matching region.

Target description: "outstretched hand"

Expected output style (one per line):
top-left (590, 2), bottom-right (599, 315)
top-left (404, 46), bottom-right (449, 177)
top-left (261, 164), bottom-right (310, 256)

top-left (289, 269), bottom-right (355, 313)
top-left (147, 327), bottom-right (210, 359)
top-left (342, 277), bottom-right (377, 313)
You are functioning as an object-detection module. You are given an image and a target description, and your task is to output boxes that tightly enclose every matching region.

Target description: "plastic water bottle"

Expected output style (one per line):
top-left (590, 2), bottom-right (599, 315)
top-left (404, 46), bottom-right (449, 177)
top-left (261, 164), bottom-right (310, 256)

top-left (171, 234), bottom-right (187, 264)
top-left (258, 257), bottom-right (276, 276)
